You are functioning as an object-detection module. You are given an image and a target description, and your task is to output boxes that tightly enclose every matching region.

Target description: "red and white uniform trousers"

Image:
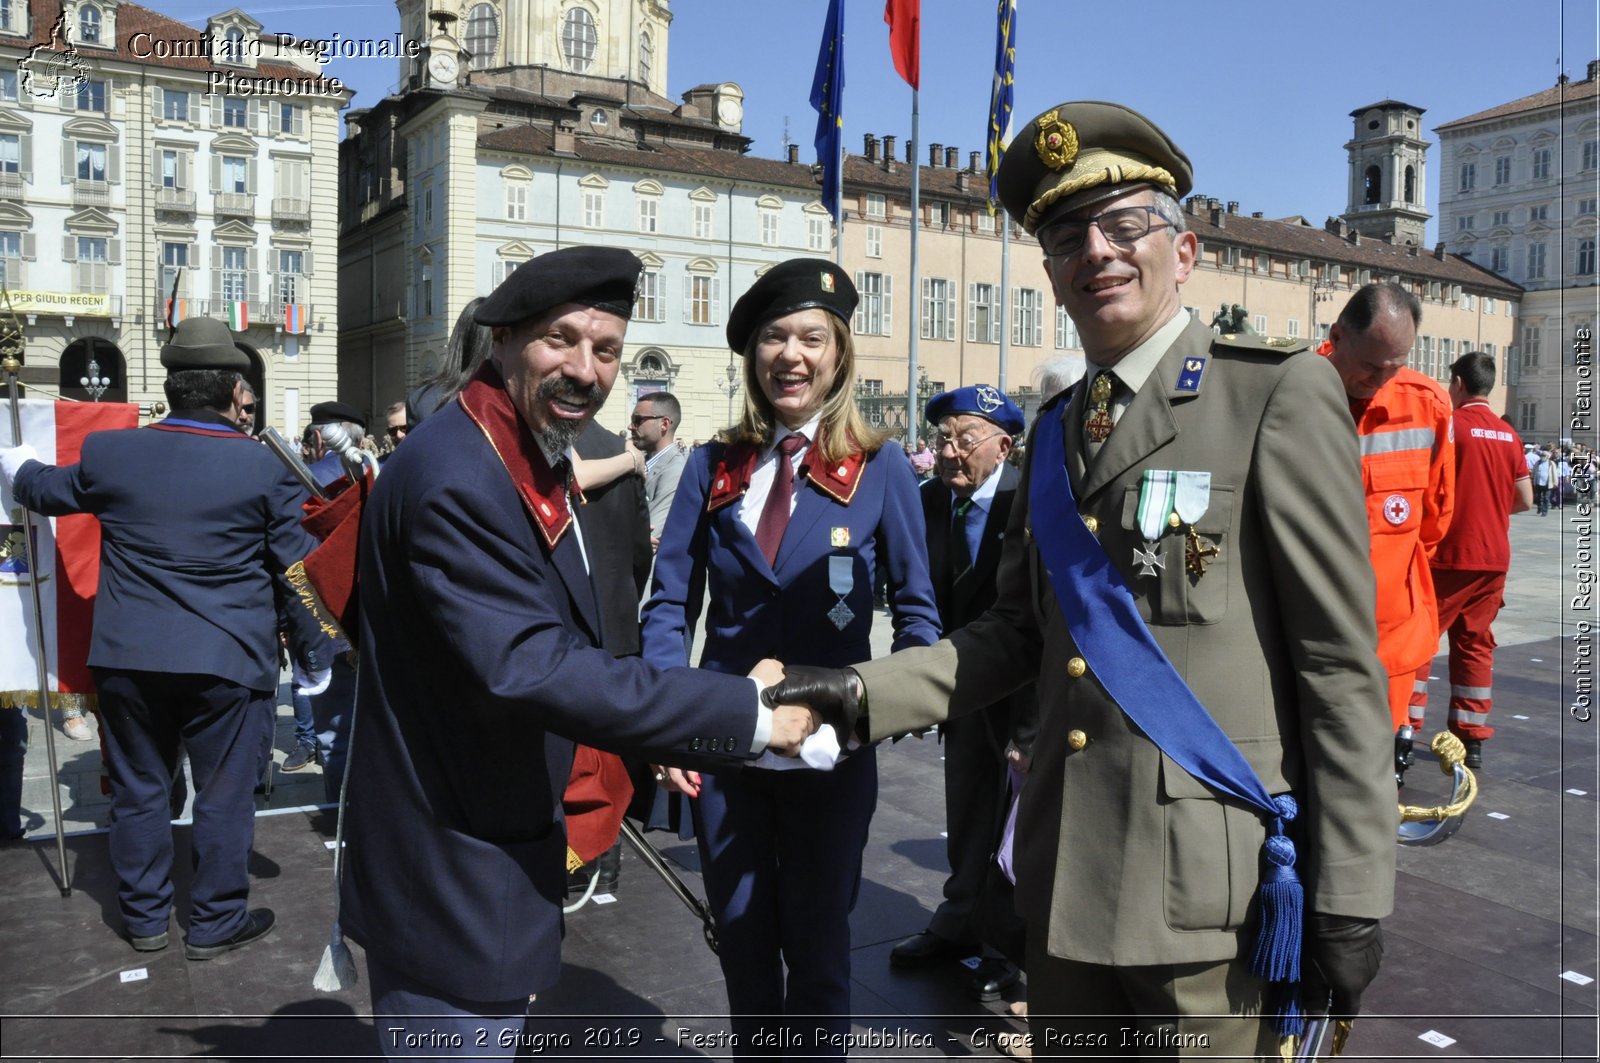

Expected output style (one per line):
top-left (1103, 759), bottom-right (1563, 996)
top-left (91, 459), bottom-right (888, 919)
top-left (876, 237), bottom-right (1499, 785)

top-left (1409, 567), bottom-right (1503, 741)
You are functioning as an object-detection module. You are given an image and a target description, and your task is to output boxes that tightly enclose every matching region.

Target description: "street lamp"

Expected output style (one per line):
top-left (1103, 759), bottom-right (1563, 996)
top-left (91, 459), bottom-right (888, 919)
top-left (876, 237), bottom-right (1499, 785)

top-left (714, 356), bottom-right (740, 425)
top-left (80, 351), bottom-right (111, 402)
top-left (1309, 275), bottom-right (1338, 340)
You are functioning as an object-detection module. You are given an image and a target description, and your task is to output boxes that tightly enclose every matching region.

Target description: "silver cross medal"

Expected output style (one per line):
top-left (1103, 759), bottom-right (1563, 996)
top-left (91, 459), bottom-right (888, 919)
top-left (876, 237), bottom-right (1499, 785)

top-left (1133, 541), bottom-right (1165, 578)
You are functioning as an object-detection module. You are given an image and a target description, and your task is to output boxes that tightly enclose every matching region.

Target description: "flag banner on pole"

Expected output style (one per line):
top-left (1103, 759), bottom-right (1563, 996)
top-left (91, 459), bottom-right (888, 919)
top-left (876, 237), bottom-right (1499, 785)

top-left (884, 0), bottom-right (919, 89)
top-left (0, 400), bottom-right (139, 709)
top-left (810, 0), bottom-right (847, 225)
top-left (986, 0), bottom-right (1018, 210)
top-left (165, 298), bottom-right (187, 328)
top-left (227, 300), bottom-right (248, 331)
top-left (284, 302), bottom-right (307, 335)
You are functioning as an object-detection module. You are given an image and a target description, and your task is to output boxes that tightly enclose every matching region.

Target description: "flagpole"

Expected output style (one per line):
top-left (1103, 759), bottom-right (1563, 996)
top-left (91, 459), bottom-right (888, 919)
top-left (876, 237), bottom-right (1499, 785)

top-left (835, 123), bottom-right (845, 267)
top-left (905, 88), bottom-right (920, 440)
top-left (999, 219), bottom-right (1010, 393)
top-left (0, 296), bottom-right (72, 896)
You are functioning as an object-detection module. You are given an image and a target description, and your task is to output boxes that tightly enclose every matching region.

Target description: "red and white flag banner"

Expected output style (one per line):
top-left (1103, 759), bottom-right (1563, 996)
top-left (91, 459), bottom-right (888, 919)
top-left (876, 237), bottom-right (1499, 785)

top-left (0, 399), bottom-right (139, 709)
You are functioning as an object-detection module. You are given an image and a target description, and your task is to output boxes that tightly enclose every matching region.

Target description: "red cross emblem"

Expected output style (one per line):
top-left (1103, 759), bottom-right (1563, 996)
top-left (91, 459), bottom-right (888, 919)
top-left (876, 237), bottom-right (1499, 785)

top-left (1383, 494), bottom-right (1412, 526)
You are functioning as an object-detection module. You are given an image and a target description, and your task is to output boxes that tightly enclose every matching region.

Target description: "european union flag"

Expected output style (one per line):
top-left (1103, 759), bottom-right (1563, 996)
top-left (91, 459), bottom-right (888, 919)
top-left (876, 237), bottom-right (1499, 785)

top-left (986, 0), bottom-right (1017, 210)
top-left (810, 0), bottom-right (846, 226)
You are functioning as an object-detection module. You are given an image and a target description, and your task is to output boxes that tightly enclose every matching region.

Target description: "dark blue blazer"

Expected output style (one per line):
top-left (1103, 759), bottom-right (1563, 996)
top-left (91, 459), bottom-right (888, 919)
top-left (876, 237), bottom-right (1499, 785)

top-left (341, 400), bottom-right (772, 1002)
top-left (641, 440), bottom-right (940, 678)
top-left (13, 411), bottom-right (320, 692)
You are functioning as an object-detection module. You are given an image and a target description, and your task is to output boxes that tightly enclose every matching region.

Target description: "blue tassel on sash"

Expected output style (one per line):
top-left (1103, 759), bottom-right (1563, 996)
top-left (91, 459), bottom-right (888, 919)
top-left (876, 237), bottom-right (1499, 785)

top-left (1026, 402), bottom-right (1305, 1037)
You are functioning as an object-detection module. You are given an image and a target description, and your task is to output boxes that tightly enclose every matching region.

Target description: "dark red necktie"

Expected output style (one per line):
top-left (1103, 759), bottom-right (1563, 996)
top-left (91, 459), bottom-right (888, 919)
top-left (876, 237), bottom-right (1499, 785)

top-left (756, 432), bottom-right (809, 567)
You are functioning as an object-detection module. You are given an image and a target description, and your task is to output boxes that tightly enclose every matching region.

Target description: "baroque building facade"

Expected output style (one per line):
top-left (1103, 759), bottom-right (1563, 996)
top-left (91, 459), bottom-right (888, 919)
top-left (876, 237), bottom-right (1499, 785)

top-left (0, 1), bottom-right (348, 432)
top-left (1436, 61), bottom-right (1600, 442)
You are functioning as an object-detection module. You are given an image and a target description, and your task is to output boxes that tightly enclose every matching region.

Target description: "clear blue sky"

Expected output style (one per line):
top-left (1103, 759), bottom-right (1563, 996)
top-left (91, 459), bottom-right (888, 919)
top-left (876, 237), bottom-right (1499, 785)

top-left (160, 0), bottom-right (1597, 247)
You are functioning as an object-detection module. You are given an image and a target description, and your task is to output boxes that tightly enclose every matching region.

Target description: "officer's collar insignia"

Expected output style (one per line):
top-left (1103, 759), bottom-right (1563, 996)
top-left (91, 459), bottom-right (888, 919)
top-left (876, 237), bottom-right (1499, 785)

top-left (1035, 111), bottom-right (1079, 172)
top-left (1175, 356), bottom-right (1206, 393)
top-left (457, 362), bottom-right (573, 549)
top-left (708, 442), bottom-right (761, 513)
top-left (804, 448), bottom-right (866, 505)
top-left (975, 384), bottom-right (1004, 413)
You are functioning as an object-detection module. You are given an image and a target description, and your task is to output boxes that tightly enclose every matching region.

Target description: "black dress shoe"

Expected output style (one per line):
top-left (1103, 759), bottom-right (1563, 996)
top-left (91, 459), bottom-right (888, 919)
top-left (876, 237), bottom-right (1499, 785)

top-left (129, 930), bottom-right (169, 952)
top-left (185, 908), bottom-right (275, 960)
top-left (889, 930), bottom-right (971, 969)
top-left (968, 957), bottom-right (1021, 1002)
top-left (1463, 739), bottom-right (1483, 770)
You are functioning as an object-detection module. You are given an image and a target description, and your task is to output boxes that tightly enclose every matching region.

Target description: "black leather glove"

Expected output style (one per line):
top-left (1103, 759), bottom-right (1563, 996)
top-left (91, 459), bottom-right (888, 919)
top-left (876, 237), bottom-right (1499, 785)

top-left (763, 665), bottom-right (865, 743)
top-left (1301, 914), bottom-right (1384, 1020)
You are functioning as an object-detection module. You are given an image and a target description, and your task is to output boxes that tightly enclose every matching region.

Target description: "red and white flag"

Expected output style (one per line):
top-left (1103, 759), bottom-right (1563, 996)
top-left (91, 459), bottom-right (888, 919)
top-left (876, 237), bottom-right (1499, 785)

top-left (0, 400), bottom-right (139, 709)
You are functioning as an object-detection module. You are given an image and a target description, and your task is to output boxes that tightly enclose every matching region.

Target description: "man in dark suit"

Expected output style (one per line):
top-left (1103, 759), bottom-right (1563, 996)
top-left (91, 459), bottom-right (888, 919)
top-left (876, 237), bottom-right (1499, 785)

top-left (341, 246), bottom-right (818, 1057)
top-left (2, 317), bottom-right (325, 958)
top-left (773, 102), bottom-right (1394, 1057)
top-left (890, 385), bottom-right (1034, 1003)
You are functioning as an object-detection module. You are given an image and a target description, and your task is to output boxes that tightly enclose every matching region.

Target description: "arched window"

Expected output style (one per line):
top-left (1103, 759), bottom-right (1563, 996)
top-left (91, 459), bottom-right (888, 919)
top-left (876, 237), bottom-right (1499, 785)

top-left (1363, 165), bottom-right (1381, 205)
top-left (638, 31), bottom-right (652, 84)
top-left (562, 7), bottom-right (597, 73)
top-left (1579, 239), bottom-right (1597, 276)
top-left (465, 4), bottom-right (498, 70)
top-left (78, 5), bottom-right (101, 43)
top-left (222, 27), bottom-right (245, 64)
top-left (1404, 165), bottom-right (1416, 203)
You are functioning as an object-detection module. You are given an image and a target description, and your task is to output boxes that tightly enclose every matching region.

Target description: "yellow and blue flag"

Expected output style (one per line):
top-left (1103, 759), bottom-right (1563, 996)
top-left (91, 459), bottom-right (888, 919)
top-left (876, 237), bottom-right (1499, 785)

top-left (986, 0), bottom-right (1017, 210)
top-left (810, 0), bottom-right (846, 225)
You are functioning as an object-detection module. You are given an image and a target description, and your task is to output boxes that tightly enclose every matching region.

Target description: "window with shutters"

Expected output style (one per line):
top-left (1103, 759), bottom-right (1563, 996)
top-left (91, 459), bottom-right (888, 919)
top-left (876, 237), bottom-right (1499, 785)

top-left (277, 103), bottom-right (303, 137)
top-left (1494, 156), bottom-right (1511, 185)
top-left (1582, 197), bottom-right (1599, 216)
top-left (634, 269), bottom-right (662, 322)
top-left (760, 208), bottom-right (779, 246)
top-left (1491, 210), bottom-right (1510, 227)
top-left (1253, 314), bottom-right (1267, 334)
top-left (0, 230), bottom-right (20, 288)
top-left (1457, 215), bottom-right (1474, 231)
top-left (1287, 318), bottom-right (1301, 338)
top-left (1518, 401), bottom-right (1537, 433)
top-left (807, 214), bottom-right (829, 252)
top-left (1584, 140), bottom-right (1599, 172)
top-left (865, 224), bottom-right (882, 258)
top-left (1523, 326), bottom-right (1542, 367)
top-left (221, 155), bottom-right (247, 193)
top-left (968, 283), bottom-right (999, 344)
top-left (221, 245), bottom-right (248, 302)
top-left (75, 79), bottom-right (106, 112)
top-left (160, 241), bottom-right (188, 298)
top-left (161, 88), bottom-right (188, 122)
top-left (865, 193), bottom-right (886, 219)
top-left (1055, 306), bottom-right (1080, 349)
top-left (222, 96), bottom-right (248, 129)
top-left (1528, 241), bottom-right (1547, 279)
top-left (277, 249), bottom-right (305, 307)
top-left (76, 237), bottom-right (109, 293)
top-left (692, 200), bottom-right (713, 239)
top-left (0, 134), bottom-right (17, 174)
top-left (637, 194), bottom-right (658, 233)
top-left (506, 178), bottom-right (528, 220)
top-left (0, 70), bottom-right (16, 102)
top-left (1533, 148), bottom-right (1551, 180)
top-left (1490, 245), bottom-right (1508, 272)
top-left (1458, 162), bottom-right (1475, 192)
top-left (1012, 287), bottom-right (1043, 346)
top-left (920, 277), bottom-right (954, 341)
top-left (76, 142), bottom-right (106, 181)
top-left (583, 187), bottom-right (604, 228)
top-left (685, 273), bottom-right (720, 325)
top-left (853, 272), bottom-right (891, 336)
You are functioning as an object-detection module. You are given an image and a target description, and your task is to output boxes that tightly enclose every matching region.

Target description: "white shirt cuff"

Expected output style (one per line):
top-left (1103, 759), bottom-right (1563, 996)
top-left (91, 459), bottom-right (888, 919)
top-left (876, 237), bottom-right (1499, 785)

top-left (750, 675), bottom-right (772, 754)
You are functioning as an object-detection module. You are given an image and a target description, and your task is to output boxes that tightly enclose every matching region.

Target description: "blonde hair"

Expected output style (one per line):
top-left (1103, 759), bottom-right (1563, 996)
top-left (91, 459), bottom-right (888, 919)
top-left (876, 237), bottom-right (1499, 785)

top-left (722, 314), bottom-right (890, 465)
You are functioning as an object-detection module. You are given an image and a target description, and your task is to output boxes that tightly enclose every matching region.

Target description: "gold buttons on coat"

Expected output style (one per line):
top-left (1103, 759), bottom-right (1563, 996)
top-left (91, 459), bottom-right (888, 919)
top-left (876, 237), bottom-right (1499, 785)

top-left (1082, 515), bottom-right (1099, 535)
top-left (1067, 729), bottom-right (1088, 751)
top-left (1066, 657), bottom-right (1086, 678)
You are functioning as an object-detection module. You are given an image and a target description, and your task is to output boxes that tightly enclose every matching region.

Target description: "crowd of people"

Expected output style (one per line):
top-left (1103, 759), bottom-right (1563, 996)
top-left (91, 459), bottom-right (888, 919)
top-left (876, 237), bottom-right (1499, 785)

top-left (0, 95), bottom-right (1548, 1061)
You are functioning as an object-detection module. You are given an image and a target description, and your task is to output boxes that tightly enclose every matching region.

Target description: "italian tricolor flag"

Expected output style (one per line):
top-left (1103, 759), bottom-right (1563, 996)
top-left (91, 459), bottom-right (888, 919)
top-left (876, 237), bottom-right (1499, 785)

top-left (227, 300), bottom-right (249, 331)
top-left (0, 400), bottom-right (139, 709)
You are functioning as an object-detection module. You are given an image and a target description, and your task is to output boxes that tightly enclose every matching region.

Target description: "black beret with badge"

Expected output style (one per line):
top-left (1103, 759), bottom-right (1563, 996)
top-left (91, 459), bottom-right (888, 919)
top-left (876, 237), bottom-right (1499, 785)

top-left (310, 400), bottom-right (368, 431)
top-left (159, 317), bottom-right (250, 372)
top-left (474, 245), bottom-right (644, 327)
top-left (924, 384), bottom-right (1025, 437)
top-left (726, 258), bottom-right (858, 355)
top-left (997, 100), bottom-right (1194, 234)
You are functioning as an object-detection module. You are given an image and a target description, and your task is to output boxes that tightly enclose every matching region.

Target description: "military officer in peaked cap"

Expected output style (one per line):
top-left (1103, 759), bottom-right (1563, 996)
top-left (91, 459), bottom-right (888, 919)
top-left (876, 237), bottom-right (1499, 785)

top-left (1, 317), bottom-right (329, 959)
top-left (771, 102), bottom-right (1395, 1056)
top-left (342, 245), bottom-right (821, 1057)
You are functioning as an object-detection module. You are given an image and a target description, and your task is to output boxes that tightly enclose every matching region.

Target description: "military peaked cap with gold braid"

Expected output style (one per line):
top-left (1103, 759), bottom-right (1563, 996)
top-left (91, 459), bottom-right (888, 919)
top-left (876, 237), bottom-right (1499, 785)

top-left (996, 100), bottom-right (1194, 234)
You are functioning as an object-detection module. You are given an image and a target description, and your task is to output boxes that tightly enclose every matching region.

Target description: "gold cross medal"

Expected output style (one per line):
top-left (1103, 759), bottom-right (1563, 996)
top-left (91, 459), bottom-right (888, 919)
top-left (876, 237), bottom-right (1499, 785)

top-left (1133, 470), bottom-right (1178, 578)
top-left (1085, 372), bottom-right (1115, 443)
top-left (1172, 471), bottom-right (1217, 578)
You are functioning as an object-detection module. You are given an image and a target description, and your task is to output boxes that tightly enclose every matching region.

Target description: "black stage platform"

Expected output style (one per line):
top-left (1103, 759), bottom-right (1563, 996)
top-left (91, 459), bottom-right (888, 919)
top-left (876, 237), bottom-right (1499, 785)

top-left (1, 635), bottom-right (1595, 1061)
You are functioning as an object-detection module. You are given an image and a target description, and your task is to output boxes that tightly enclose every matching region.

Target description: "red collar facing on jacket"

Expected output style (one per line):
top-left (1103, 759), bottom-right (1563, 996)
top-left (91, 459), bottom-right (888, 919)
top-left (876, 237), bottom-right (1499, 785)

top-left (457, 362), bottom-right (580, 550)
top-left (706, 438), bottom-right (867, 513)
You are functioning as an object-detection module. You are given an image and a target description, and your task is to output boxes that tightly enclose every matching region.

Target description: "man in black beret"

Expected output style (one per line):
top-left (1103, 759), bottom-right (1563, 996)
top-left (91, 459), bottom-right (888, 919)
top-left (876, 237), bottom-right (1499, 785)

top-left (771, 101), bottom-right (1394, 1056)
top-left (342, 244), bottom-right (821, 1056)
top-left (304, 400), bottom-right (369, 490)
top-left (0, 316), bottom-right (328, 958)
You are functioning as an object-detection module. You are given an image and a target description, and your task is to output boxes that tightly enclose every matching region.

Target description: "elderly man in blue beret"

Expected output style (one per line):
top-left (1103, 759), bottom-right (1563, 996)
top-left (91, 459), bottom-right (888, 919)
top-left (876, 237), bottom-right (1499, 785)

top-left (341, 244), bottom-right (821, 1057)
top-left (890, 386), bottom-right (1035, 1005)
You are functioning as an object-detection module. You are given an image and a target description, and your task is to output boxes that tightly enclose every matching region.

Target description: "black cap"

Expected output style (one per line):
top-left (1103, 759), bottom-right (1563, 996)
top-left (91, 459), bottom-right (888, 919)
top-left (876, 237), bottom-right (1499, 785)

top-left (474, 246), bottom-right (643, 327)
top-left (997, 101), bottom-right (1194, 234)
top-left (159, 318), bottom-right (249, 372)
top-left (310, 401), bottom-right (367, 431)
top-left (726, 258), bottom-right (857, 355)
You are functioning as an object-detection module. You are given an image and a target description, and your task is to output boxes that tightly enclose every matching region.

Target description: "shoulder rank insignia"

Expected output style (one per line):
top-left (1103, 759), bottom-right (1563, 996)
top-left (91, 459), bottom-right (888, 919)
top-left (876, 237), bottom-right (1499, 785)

top-left (805, 449), bottom-right (867, 506)
top-left (1176, 357), bottom-right (1206, 392)
top-left (707, 442), bottom-right (760, 513)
